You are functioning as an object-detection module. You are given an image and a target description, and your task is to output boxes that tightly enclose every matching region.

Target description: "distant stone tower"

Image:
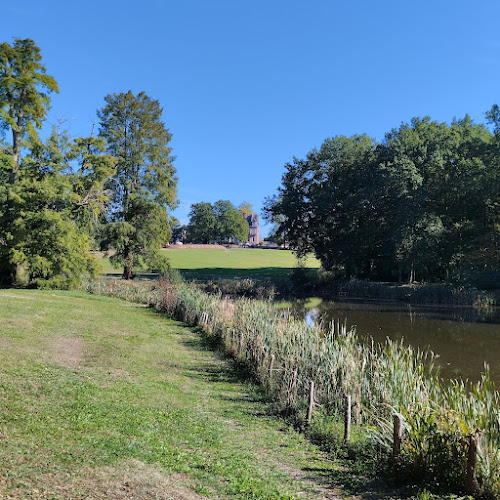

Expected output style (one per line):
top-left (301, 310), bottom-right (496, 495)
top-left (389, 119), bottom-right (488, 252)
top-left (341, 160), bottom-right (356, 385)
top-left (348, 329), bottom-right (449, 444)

top-left (246, 214), bottom-right (260, 245)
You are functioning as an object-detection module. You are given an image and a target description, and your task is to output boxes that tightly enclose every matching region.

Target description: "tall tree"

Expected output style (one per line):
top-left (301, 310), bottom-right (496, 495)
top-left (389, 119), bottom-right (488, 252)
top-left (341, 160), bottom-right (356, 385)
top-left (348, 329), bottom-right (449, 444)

top-left (98, 91), bottom-right (177, 278)
top-left (0, 124), bottom-right (113, 288)
top-left (263, 158), bottom-right (313, 258)
top-left (68, 134), bottom-right (116, 235)
top-left (188, 202), bottom-right (217, 243)
top-left (0, 38), bottom-right (59, 284)
top-left (213, 200), bottom-right (249, 242)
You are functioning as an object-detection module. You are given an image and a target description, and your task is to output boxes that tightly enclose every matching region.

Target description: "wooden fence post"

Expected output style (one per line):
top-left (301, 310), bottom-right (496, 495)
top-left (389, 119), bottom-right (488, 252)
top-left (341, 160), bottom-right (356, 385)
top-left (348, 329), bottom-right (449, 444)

top-left (306, 380), bottom-right (315, 428)
top-left (268, 354), bottom-right (275, 386)
top-left (344, 394), bottom-right (351, 442)
top-left (465, 433), bottom-right (479, 495)
top-left (393, 414), bottom-right (403, 463)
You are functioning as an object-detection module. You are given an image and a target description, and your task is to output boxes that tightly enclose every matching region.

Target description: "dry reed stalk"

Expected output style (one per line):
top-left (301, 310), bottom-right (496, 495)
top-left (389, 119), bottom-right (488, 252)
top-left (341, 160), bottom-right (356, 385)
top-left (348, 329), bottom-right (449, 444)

top-left (344, 394), bottom-right (351, 442)
top-left (393, 414), bottom-right (403, 463)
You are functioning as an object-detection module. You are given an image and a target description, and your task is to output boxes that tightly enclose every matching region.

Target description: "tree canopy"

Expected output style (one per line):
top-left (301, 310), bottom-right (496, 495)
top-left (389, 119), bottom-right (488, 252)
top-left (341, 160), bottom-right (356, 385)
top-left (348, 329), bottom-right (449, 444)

top-left (188, 202), bottom-right (217, 243)
top-left (187, 200), bottom-right (249, 244)
top-left (0, 39), bottom-right (115, 287)
top-left (0, 39), bottom-right (177, 286)
top-left (98, 91), bottom-right (178, 278)
top-left (264, 115), bottom-right (500, 282)
top-left (0, 38), bottom-right (59, 170)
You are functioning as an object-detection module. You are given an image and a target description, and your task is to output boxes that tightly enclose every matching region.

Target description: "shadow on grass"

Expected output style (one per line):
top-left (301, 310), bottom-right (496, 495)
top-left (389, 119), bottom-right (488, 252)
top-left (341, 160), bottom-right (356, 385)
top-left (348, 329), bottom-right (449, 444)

top-left (300, 464), bottom-right (396, 500)
top-left (181, 328), bottom-right (259, 386)
top-left (178, 324), bottom-right (413, 500)
top-left (181, 327), bottom-right (276, 414)
top-left (179, 267), bottom-right (316, 279)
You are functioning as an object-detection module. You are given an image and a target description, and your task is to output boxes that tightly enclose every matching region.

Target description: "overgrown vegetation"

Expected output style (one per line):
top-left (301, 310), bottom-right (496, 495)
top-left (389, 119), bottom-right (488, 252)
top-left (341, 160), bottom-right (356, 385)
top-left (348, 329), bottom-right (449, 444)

top-left (85, 277), bottom-right (500, 498)
top-left (311, 275), bottom-right (498, 307)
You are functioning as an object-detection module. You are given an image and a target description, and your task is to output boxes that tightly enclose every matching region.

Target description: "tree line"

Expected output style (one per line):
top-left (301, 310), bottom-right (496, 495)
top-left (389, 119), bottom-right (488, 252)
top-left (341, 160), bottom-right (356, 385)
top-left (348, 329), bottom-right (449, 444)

top-left (264, 115), bottom-right (499, 283)
top-left (0, 38), bottom-right (177, 286)
top-left (173, 201), bottom-right (252, 244)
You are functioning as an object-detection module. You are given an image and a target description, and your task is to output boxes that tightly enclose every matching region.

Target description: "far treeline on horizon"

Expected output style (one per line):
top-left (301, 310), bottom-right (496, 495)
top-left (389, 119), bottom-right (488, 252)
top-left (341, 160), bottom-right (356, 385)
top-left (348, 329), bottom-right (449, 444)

top-left (0, 38), bottom-right (499, 287)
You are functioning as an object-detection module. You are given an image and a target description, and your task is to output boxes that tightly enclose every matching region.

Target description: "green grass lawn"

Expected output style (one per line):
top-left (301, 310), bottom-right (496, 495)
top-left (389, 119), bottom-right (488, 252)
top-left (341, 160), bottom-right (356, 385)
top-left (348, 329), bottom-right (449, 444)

top-left (97, 247), bottom-right (321, 279)
top-left (0, 289), bottom-right (344, 499)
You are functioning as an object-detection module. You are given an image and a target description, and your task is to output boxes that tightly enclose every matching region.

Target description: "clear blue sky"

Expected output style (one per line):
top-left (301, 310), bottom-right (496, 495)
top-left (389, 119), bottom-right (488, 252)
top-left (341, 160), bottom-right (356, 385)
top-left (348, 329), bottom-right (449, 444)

top-left (4, 1), bottom-right (500, 236)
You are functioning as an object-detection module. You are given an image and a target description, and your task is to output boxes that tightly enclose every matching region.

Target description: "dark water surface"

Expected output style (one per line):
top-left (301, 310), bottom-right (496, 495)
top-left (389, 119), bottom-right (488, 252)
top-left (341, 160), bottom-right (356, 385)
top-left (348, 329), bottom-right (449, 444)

top-left (284, 298), bottom-right (500, 384)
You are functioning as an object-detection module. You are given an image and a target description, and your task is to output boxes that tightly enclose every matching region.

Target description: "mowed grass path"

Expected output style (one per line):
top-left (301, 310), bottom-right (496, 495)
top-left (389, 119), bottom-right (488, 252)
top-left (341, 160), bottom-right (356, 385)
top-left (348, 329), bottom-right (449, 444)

top-left (0, 290), bottom-right (342, 499)
top-left (98, 247), bottom-right (320, 279)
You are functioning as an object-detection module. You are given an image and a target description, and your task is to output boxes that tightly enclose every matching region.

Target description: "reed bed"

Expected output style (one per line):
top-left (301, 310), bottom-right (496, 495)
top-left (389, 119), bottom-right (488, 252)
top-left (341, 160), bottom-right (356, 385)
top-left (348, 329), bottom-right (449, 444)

top-left (84, 277), bottom-right (500, 497)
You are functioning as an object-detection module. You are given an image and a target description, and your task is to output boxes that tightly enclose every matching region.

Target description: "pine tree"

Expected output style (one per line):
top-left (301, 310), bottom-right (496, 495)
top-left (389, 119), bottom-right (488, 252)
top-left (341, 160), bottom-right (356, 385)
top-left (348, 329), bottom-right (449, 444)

top-left (0, 38), bottom-right (58, 284)
top-left (98, 91), bottom-right (178, 278)
top-left (0, 38), bottom-right (58, 177)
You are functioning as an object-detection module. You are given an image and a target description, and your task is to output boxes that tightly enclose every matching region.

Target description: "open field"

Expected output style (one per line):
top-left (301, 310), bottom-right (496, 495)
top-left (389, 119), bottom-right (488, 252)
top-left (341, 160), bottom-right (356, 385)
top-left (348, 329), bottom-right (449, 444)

top-left (97, 246), bottom-right (321, 279)
top-left (0, 289), bottom-right (347, 499)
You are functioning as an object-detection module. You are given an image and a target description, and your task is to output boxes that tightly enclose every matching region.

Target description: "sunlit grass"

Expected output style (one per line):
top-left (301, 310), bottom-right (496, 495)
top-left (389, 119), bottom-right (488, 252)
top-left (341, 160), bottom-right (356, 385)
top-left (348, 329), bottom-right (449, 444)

top-left (93, 248), bottom-right (321, 279)
top-left (0, 289), bottom-right (340, 499)
top-left (85, 278), bottom-right (500, 497)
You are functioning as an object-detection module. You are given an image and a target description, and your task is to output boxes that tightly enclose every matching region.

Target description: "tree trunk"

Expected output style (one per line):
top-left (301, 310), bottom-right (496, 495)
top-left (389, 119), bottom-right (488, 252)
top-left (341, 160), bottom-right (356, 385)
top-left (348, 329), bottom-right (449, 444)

top-left (409, 260), bottom-right (415, 284)
top-left (122, 265), bottom-right (133, 280)
top-left (10, 106), bottom-right (23, 183)
top-left (4, 132), bottom-right (19, 284)
top-left (465, 434), bottom-right (480, 495)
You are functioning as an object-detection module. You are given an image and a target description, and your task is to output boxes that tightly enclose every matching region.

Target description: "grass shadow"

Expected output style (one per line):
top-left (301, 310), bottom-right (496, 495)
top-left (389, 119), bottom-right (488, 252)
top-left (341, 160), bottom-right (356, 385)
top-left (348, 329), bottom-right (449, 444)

top-left (180, 327), bottom-right (280, 417)
top-left (178, 324), bottom-right (419, 499)
top-left (179, 267), bottom-right (316, 280)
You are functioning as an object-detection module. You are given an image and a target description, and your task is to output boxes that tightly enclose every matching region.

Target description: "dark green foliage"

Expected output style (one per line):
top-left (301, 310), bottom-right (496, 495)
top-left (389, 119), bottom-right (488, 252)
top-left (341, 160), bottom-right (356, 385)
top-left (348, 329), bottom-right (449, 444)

top-left (0, 39), bottom-right (114, 287)
top-left (265, 115), bottom-right (500, 283)
top-left (0, 126), bottom-right (113, 287)
top-left (188, 202), bottom-right (218, 243)
top-left (197, 277), bottom-right (276, 299)
top-left (187, 199), bottom-right (249, 243)
top-left (98, 91), bottom-right (178, 278)
top-left (213, 199), bottom-right (249, 242)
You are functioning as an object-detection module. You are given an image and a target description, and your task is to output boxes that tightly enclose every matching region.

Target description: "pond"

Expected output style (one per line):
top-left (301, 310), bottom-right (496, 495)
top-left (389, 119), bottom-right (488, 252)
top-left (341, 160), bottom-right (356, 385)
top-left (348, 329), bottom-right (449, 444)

top-left (281, 298), bottom-right (500, 384)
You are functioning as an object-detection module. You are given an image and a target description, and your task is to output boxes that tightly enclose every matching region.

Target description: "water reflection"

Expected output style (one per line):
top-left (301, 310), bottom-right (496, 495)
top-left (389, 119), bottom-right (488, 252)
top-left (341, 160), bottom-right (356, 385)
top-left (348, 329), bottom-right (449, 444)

top-left (281, 298), bottom-right (500, 384)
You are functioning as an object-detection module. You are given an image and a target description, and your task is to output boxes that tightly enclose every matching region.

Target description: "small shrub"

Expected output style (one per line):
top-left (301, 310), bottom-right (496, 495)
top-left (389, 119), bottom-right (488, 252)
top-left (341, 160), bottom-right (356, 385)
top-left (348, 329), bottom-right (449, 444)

top-left (32, 276), bottom-right (82, 290)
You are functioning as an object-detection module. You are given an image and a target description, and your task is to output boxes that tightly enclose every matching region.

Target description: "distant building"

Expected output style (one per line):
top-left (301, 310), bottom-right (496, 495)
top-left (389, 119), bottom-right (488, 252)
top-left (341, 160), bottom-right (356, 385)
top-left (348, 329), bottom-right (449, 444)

top-left (246, 214), bottom-right (260, 245)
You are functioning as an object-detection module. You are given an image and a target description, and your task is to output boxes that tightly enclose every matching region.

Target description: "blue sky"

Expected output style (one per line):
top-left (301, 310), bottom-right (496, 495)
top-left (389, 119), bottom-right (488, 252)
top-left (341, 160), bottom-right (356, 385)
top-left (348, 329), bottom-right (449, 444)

top-left (4, 1), bottom-right (500, 236)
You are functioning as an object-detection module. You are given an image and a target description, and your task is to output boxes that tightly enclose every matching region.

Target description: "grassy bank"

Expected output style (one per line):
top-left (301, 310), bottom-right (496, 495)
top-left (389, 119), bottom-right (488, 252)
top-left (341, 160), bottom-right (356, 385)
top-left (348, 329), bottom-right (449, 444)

top-left (85, 278), bottom-right (500, 498)
top-left (95, 247), bottom-right (320, 280)
top-left (0, 289), bottom-right (349, 499)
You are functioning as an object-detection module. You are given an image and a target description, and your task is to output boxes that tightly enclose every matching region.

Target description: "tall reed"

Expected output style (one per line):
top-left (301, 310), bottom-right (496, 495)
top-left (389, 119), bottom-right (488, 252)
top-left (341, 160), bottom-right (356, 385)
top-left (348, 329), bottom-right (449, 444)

top-left (84, 278), bottom-right (500, 497)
